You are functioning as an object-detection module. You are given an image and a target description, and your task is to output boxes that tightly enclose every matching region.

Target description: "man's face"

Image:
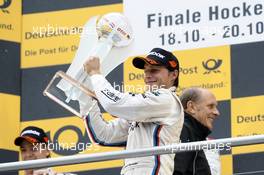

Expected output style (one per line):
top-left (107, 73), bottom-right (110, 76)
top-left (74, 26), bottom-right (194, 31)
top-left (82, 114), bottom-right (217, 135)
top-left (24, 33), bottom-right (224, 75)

top-left (191, 90), bottom-right (220, 130)
top-left (144, 63), bottom-right (177, 90)
top-left (20, 140), bottom-right (50, 175)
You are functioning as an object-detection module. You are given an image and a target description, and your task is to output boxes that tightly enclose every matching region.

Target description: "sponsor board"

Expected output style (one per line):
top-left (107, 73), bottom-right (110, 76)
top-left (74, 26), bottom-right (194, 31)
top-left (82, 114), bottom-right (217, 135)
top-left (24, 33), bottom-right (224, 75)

top-left (0, 0), bottom-right (21, 42)
top-left (176, 45), bottom-right (231, 101)
top-left (124, 0), bottom-right (264, 55)
top-left (220, 154), bottom-right (233, 175)
top-left (231, 95), bottom-right (264, 154)
top-left (0, 93), bottom-right (20, 150)
top-left (21, 4), bottom-right (122, 68)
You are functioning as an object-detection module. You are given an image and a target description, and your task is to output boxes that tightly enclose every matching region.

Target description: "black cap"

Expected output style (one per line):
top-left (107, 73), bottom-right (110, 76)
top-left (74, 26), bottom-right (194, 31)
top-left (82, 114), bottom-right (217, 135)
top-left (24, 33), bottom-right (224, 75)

top-left (132, 48), bottom-right (180, 86)
top-left (14, 126), bottom-right (49, 146)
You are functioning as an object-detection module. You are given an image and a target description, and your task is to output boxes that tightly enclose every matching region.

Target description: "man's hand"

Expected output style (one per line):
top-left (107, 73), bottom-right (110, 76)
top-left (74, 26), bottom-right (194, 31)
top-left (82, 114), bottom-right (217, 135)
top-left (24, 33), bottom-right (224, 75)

top-left (83, 56), bottom-right (101, 76)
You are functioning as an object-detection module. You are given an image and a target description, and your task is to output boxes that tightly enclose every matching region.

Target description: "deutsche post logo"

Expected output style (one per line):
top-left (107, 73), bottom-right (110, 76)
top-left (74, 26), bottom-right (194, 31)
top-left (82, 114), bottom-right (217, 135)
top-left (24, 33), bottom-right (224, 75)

top-left (202, 59), bottom-right (222, 74)
top-left (0, 0), bottom-right (11, 13)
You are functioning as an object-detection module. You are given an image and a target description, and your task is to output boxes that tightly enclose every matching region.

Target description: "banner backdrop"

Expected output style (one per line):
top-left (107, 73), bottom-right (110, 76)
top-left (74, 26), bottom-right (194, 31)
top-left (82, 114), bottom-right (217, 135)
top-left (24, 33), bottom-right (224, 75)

top-left (124, 0), bottom-right (264, 54)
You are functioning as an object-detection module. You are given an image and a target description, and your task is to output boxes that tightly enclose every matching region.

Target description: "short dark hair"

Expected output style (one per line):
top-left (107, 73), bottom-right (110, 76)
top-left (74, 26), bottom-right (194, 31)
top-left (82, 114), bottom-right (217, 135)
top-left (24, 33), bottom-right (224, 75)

top-left (180, 87), bottom-right (202, 109)
top-left (170, 69), bottom-right (179, 88)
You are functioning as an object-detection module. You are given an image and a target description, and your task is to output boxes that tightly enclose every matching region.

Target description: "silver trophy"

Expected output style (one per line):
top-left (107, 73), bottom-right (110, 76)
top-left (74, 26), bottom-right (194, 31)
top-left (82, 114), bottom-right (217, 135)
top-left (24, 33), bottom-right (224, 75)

top-left (43, 13), bottom-right (134, 118)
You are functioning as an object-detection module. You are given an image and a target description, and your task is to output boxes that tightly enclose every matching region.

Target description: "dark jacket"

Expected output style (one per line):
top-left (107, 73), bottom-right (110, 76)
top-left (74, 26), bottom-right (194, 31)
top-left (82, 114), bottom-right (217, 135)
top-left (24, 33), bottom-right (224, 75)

top-left (173, 112), bottom-right (212, 175)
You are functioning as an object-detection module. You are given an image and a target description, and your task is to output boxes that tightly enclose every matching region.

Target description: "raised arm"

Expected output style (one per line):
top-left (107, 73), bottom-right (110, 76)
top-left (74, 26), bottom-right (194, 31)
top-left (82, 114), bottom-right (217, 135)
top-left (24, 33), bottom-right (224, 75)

top-left (84, 101), bottom-right (129, 146)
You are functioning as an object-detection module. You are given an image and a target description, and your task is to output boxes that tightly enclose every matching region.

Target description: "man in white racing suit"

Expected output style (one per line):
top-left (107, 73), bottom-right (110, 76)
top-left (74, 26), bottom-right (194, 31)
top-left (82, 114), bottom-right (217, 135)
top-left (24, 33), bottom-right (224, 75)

top-left (83, 48), bottom-right (184, 175)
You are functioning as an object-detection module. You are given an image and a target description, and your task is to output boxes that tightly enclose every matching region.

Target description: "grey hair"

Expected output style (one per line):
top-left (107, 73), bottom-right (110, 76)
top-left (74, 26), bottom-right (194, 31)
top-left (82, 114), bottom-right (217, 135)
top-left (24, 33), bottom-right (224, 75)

top-left (179, 87), bottom-right (203, 109)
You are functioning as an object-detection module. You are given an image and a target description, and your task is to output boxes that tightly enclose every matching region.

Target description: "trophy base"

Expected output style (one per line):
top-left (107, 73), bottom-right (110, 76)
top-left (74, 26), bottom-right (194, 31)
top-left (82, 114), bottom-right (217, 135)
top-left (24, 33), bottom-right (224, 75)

top-left (43, 71), bottom-right (97, 118)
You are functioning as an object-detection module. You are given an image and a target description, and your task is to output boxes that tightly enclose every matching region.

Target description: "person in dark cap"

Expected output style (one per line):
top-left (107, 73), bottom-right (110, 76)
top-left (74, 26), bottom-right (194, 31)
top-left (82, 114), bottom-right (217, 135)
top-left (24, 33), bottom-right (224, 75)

top-left (14, 126), bottom-right (51, 175)
top-left (15, 126), bottom-right (76, 175)
top-left (132, 47), bottom-right (180, 88)
top-left (15, 126), bottom-right (50, 159)
top-left (82, 48), bottom-right (184, 175)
